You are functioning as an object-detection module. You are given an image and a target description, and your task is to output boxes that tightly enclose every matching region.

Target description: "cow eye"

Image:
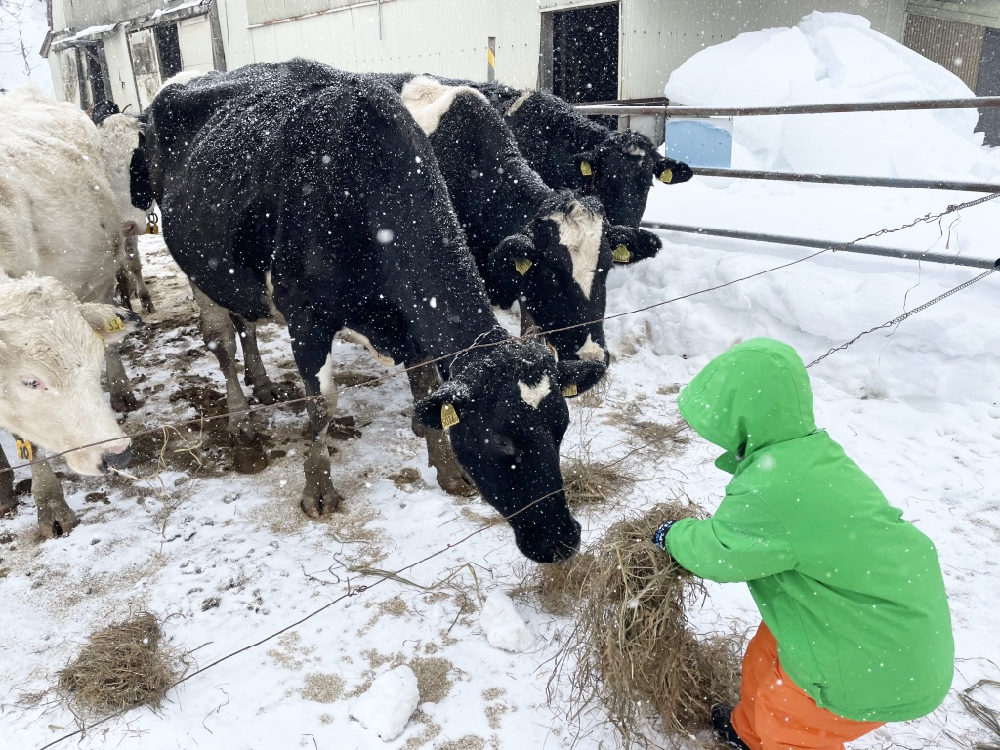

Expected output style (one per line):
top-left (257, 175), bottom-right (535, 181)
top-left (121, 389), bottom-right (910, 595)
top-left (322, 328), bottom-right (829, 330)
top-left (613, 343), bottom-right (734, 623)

top-left (21, 377), bottom-right (42, 390)
top-left (491, 434), bottom-right (516, 456)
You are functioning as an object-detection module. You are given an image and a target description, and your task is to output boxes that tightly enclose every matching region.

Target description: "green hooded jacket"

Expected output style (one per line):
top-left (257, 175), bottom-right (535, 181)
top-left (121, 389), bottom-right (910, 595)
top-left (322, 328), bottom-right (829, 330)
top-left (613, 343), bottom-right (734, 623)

top-left (665, 338), bottom-right (953, 723)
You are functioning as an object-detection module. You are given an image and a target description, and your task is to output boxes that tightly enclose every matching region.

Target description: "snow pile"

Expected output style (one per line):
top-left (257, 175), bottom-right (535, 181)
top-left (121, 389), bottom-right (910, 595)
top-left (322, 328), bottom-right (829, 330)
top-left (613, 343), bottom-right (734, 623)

top-left (349, 666), bottom-right (420, 741)
top-left (480, 592), bottom-right (534, 652)
top-left (665, 12), bottom-right (1000, 180)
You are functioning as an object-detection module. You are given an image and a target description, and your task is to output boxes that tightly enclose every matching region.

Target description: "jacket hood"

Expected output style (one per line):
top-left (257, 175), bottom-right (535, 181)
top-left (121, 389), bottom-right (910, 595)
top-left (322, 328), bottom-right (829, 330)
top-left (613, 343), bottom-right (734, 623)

top-left (677, 338), bottom-right (816, 473)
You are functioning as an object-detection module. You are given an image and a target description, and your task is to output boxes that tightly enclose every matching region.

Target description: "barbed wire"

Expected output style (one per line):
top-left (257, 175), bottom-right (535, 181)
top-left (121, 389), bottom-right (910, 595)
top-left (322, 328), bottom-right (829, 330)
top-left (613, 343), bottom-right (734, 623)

top-left (7, 190), bottom-right (998, 478)
top-left (22, 192), bottom-right (1000, 749)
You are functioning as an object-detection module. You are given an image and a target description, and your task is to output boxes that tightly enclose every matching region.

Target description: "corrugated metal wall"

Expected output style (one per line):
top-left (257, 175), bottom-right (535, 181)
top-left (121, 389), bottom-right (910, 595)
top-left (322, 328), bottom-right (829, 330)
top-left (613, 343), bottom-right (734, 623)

top-left (60, 0), bottom-right (169, 29)
top-left (903, 13), bottom-right (984, 89)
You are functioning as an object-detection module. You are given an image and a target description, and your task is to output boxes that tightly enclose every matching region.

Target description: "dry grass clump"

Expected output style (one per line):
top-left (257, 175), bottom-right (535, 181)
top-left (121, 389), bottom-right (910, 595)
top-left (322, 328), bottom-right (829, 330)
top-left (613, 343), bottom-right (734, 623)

top-left (561, 455), bottom-right (637, 507)
top-left (540, 502), bottom-right (742, 744)
top-left (57, 613), bottom-right (183, 715)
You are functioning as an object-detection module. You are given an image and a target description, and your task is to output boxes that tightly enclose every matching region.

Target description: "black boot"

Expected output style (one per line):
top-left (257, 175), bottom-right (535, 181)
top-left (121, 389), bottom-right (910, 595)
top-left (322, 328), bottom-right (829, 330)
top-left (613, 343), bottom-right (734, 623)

top-left (711, 704), bottom-right (751, 750)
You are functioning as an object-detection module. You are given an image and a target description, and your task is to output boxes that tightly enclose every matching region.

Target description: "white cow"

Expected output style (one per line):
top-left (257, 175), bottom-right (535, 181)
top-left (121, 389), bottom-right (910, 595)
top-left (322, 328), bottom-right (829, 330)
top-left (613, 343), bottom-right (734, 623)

top-left (0, 274), bottom-right (135, 537)
top-left (0, 85), bottom-right (142, 411)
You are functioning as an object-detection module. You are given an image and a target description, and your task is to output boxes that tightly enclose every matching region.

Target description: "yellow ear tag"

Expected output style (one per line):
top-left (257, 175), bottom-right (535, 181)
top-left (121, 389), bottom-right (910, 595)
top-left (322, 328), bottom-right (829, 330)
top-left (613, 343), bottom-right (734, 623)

top-left (440, 402), bottom-right (460, 429)
top-left (580, 161), bottom-right (593, 177)
top-left (562, 383), bottom-right (578, 398)
top-left (146, 213), bottom-right (159, 234)
top-left (613, 244), bottom-right (632, 264)
top-left (105, 316), bottom-right (125, 333)
top-left (659, 168), bottom-right (674, 184)
top-left (15, 438), bottom-right (33, 461)
top-left (514, 257), bottom-right (533, 275)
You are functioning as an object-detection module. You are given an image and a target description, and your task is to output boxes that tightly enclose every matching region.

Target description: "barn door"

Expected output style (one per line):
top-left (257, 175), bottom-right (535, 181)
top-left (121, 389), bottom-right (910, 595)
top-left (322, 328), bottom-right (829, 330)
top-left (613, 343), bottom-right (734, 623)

top-left (128, 29), bottom-right (162, 108)
top-left (977, 28), bottom-right (1000, 146)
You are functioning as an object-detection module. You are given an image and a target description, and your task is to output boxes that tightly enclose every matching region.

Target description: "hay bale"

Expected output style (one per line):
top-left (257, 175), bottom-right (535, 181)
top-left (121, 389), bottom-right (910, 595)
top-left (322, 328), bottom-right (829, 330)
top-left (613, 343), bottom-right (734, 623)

top-left (539, 502), bottom-right (742, 744)
top-left (58, 613), bottom-right (182, 715)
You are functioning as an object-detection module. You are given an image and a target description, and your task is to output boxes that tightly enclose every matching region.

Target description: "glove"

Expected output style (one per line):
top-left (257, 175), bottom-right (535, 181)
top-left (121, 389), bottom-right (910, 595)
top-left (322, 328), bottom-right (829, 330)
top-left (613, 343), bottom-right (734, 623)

top-left (651, 520), bottom-right (677, 550)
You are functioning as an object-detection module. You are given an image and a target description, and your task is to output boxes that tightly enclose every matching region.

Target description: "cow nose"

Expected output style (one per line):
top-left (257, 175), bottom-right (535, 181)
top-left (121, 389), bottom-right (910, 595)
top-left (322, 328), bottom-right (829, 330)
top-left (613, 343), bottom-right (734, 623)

top-left (123, 221), bottom-right (141, 237)
top-left (102, 447), bottom-right (131, 472)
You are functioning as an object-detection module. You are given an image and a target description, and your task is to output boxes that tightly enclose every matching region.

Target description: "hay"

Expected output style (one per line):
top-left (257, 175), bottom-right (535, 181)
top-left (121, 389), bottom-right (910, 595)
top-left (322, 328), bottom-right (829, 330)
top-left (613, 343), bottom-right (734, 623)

top-left (57, 613), bottom-right (183, 715)
top-left (561, 455), bottom-right (636, 508)
top-left (539, 502), bottom-right (742, 745)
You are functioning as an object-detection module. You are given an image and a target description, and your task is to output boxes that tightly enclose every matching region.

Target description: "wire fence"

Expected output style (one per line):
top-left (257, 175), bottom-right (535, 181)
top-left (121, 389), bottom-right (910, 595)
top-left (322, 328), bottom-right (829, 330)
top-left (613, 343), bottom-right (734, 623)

top-left (3, 190), bottom-right (999, 479)
top-left (9, 191), bottom-right (1000, 750)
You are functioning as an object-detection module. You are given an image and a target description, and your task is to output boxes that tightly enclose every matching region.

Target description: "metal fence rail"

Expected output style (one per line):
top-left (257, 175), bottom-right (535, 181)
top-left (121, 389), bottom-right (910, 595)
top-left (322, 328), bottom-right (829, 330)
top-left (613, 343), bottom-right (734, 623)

top-left (641, 221), bottom-right (1000, 270)
top-left (575, 96), bottom-right (1000, 117)
top-left (689, 169), bottom-right (1000, 193)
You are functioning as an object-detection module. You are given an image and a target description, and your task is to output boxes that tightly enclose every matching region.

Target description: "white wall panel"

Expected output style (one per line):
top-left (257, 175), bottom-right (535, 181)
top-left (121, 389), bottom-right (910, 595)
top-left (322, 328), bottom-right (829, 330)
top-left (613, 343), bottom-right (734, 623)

top-left (103, 26), bottom-right (142, 110)
top-left (179, 17), bottom-right (216, 72)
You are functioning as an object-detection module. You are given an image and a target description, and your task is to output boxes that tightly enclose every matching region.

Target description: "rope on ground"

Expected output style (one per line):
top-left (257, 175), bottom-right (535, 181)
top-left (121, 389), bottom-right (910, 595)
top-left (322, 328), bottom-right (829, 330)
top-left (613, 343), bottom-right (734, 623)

top-left (958, 679), bottom-right (1000, 750)
top-left (5, 191), bottom-right (999, 477)
top-left (806, 266), bottom-right (998, 368)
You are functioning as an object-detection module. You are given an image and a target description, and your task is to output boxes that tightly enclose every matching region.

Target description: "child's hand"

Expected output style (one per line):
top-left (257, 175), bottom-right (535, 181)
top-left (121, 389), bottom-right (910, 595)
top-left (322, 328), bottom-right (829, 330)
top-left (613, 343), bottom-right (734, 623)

top-left (651, 520), bottom-right (677, 550)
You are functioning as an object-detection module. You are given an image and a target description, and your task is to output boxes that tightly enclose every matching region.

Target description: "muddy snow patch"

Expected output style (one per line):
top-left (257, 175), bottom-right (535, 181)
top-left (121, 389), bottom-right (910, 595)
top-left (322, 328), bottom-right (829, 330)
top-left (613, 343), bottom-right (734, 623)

top-left (349, 665), bottom-right (420, 741)
top-left (480, 592), bottom-right (533, 652)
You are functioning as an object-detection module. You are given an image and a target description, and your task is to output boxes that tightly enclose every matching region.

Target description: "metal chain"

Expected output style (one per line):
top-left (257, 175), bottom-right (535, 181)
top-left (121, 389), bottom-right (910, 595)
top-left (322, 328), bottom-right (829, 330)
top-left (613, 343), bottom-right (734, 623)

top-left (807, 267), bottom-right (998, 368)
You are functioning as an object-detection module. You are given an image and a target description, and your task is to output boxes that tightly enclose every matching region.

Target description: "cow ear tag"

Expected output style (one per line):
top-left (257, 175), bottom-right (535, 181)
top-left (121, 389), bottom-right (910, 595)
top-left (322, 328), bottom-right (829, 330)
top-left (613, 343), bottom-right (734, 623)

top-left (580, 161), bottom-right (593, 177)
top-left (440, 402), bottom-right (460, 429)
top-left (659, 168), bottom-right (673, 183)
top-left (613, 244), bottom-right (632, 264)
top-left (105, 316), bottom-right (126, 333)
top-left (146, 212), bottom-right (159, 234)
top-left (562, 383), bottom-right (578, 398)
top-left (514, 257), bottom-right (533, 275)
top-left (15, 438), bottom-right (32, 461)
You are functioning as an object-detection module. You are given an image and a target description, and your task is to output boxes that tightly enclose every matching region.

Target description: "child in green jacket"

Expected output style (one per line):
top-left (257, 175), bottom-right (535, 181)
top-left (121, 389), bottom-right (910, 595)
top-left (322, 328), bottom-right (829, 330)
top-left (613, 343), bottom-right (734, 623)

top-left (652, 338), bottom-right (953, 750)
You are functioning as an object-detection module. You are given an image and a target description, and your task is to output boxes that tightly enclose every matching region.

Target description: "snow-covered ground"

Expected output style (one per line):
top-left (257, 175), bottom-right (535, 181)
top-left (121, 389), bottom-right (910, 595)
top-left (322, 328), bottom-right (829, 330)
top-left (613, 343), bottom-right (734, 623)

top-left (1, 11), bottom-right (998, 750)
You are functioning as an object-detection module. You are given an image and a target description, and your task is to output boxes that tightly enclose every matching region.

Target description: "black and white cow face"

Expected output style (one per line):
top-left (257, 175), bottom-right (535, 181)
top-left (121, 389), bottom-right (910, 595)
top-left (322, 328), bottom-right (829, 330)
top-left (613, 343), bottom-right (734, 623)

top-left (574, 131), bottom-right (693, 227)
top-left (129, 130), bottom-right (154, 213)
top-left (414, 339), bottom-right (605, 563)
top-left (488, 194), bottom-right (611, 367)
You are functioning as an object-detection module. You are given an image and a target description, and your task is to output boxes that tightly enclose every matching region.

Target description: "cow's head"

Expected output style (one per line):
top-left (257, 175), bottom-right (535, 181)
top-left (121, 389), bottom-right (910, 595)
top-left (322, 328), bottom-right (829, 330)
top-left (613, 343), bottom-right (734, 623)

top-left (0, 286), bottom-right (136, 475)
top-left (414, 335), bottom-right (605, 563)
top-left (573, 131), bottom-right (693, 227)
top-left (488, 192), bottom-right (611, 366)
top-left (487, 192), bottom-right (662, 367)
top-left (98, 113), bottom-right (153, 235)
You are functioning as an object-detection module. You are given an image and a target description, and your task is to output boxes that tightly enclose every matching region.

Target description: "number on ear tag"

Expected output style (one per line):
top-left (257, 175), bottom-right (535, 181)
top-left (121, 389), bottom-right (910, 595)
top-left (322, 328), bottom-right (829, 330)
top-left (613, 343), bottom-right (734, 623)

top-left (15, 438), bottom-right (33, 461)
top-left (580, 161), bottom-right (593, 177)
top-left (613, 244), bottom-right (632, 264)
top-left (514, 257), bottom-right (533, 276)
top-left (659, 168), bottom-right (674, 183)
top-left (562, 383), bottom-right (578, 398)
top-left (440, 402), bottom-right (460, 429)
top-left (105, 316), bottom-right (125, 333)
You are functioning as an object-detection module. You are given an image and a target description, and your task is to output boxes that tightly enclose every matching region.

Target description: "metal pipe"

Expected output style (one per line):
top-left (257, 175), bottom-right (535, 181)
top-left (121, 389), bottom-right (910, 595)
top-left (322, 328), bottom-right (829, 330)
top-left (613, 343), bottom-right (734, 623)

top-left (575, 96), bottom-right (1000, 117)
top-left (640, 221), bottom-right (1000, 270)
top-left (690, 168), bottom-right (1000, 193)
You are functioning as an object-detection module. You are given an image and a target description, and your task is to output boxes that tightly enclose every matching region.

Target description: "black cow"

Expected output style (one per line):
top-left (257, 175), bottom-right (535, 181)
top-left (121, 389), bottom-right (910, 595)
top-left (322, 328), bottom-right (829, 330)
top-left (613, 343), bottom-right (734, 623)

top-left (133, 59), bottom-right (606, 563)
top-left (397, 76), bottom-right (661, 365)
top-left (478, 84), bottom-right (693, 228)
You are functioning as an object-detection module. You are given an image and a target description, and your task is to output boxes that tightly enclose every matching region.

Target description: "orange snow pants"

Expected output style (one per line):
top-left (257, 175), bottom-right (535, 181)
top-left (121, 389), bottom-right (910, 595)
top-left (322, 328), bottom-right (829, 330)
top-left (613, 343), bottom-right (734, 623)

top-left (731, 623), bottom-right (884, 750)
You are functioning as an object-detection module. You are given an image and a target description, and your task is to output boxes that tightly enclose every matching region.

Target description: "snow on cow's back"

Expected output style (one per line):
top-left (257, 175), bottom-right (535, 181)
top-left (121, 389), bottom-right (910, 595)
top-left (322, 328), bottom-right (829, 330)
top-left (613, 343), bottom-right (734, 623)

top-left (400, 75), bottom-right (489, 136)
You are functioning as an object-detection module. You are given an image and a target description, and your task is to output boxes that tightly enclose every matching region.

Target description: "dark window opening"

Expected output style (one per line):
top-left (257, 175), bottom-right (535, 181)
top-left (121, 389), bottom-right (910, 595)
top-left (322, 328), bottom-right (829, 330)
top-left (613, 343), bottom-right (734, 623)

top-left (154, 24), bottom-right (183, 80)
top-left (977, 27), bottom-right (1000, 146)
top-left (551, 3), bottom-right (619, 105)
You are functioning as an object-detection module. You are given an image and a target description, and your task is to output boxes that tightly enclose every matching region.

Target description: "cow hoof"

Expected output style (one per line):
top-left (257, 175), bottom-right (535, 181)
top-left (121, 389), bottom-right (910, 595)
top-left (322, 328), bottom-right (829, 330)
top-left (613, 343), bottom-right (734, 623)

top-left (436, 470), bottom-right (477, 498)
top-left (0, 502), bottom-right (16, 518)
top-left (232, 444), bottom-right (269, 474)
top-left (250, 379), bottom-right (300, 406)
top-left (300, 487), bottom-right (344, 518)
top-left (37, 509), bottom-right (79, 539)
top-left (111, 391), bottom-right (141, 413)
top-left (141, 296), bottom-right (155, 314)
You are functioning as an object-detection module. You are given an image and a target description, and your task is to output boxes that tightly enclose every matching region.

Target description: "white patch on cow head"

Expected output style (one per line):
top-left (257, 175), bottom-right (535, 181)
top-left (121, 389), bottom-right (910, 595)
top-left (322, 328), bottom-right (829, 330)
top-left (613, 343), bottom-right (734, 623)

top-left (549, 202), bottom-right (604, 300)
top-left (628, 146), bottom-right (647, 157)
top-left (576, 334), bottom-right (605, 362)
top-left (505, 91), bottom-right (533, 117)
top-left (158, 70), bottom-right (205, 94)
top-left (518, 375), bottom-right (552, 409)
top-left (0, 275), bottom-right (130, 475)
top-left (401, 76), bottom-right (487, 136)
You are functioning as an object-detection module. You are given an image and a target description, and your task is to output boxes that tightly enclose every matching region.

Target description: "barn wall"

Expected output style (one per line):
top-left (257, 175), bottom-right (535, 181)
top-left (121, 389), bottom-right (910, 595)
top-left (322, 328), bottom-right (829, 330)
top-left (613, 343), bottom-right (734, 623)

top-left (903, 13), bottom-right (984, 89)
top-left (236, 0), bottom-right (543, 87)
top-left (178, 16), bottom-right (216, 72)
top-left (620, 0), bottom-right (908, 100)
top-left (102, 26), bottom-right (143, 111)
